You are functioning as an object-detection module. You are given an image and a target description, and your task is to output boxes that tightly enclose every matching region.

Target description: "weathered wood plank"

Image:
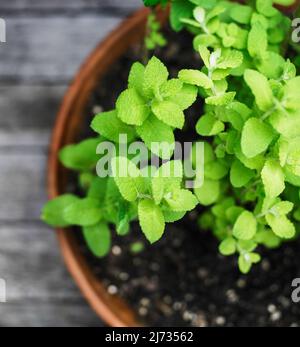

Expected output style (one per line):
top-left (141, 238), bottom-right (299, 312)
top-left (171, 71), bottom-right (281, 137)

top-left (0, 85), bottom-right (66, 146)
top-left (0, 223), bottom-right (101, 327)
top-left (0, 153), bottom-right (47, 221)
top-left (0, 302), bottom-right (101, 327)
top-left (0, 224), bottom-right (82, 299)
top-left (0, 16), bottom-right (124, 82)
top-left (0, 0), bottom-right (141, 12)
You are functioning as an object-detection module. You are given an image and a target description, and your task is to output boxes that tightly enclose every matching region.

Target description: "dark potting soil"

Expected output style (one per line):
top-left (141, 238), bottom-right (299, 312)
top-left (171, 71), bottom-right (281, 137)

top-left (75, 29), bottom-right (300, 327)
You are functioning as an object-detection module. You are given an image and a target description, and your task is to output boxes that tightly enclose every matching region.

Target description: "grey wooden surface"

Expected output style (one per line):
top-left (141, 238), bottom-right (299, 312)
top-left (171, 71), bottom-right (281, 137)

top-left (0, 0), bottom-right (140, 327)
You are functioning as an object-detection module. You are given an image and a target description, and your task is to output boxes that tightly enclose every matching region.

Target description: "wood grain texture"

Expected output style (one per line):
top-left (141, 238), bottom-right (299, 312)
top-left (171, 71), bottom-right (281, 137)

top-left (0, 0), bottom-right (141, 12)
top-left (0, 16), bottom-right (123, 83)
top-left (0, 224), bottom-right (101, 327)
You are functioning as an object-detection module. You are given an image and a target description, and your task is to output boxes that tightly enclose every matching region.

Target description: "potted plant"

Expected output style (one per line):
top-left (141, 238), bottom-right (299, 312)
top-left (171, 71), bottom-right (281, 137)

top-left (43, 0), bottom-right (300, 327)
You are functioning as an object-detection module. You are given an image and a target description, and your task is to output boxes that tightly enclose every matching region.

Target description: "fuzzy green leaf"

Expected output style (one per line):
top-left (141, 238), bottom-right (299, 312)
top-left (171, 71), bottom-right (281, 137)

top-left (179, 69), bottom-right (213, 89)
top-left (63, 198), bottom-right (102, 227)
top-left (230, 4), bottom-right (253, 24)
top-left (128, 62), bottom-right (145, 92)
top-left (261, 159), bottom-right (285, 198)
top-left (116, 88), bottom-right (149, 126)
top-left (138, 199), bottom-right (165, 243)
top-left (165, 189), bottom-right (198, 212)
top-left (151, 160), bottom-right (183, 205)
top-left (59, 138), bottom-right (100, 171)
top-left (206, 92), bottom-right (236, 106)
top-left (266, 214), bottom-right (296, 239)
top-left (196, 113), bottom-right (225, 136)
top-left (152, 100), bottom-right (185, 129)
top-left (241, 118), bottom-right (275, 158)
top-left (41, 194), bottom-right (79, 227)
top-left (244, 70), bottom-right (274, 112)
top-left (194, 178), bottom-right (220, 206)
top-left (91, 110), bottom-right (136, 143)
top-left (170, 0), bottom-right (194, 31)
top-left (111, 157), bottom-right (147, 202)
top-left (219, 237), bottom-right (236, 256)
top-left (136, 114), bottom-right (175, 159)
top-left (143, 56), bottom-right (169, 98)
top-left (83, 222), bottom-right (111, 258)
top-left (248, 22), bottom-right (268, 58)
top-left (230, 159), bottom-right (255, 188)
top-left (233, 211), bottom-right (257, 241)
top-left (167, 84), bottom-right (198, 110)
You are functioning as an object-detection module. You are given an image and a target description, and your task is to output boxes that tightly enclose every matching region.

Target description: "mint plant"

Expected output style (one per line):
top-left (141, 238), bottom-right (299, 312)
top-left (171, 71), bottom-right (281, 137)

top-left (43, 0), bottom-right (300, 274)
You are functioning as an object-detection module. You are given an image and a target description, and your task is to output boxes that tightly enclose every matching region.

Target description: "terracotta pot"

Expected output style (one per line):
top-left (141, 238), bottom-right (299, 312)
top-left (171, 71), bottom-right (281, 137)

top-left (48, 3), bottom-right (300, 328)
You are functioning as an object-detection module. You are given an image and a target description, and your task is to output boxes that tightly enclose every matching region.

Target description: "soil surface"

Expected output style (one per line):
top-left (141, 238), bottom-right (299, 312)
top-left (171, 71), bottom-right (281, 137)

top-left (75, 29), bottom-right (300, 327)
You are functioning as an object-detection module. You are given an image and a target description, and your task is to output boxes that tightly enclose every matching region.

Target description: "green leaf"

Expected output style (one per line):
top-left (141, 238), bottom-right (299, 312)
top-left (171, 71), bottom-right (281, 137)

top-left (266, 214), bottom-right (296, 239)
top-left (238, 254), bottom-right (252, 274)
top-left (241, 118), bottom-right (275, 158)
top-left (230, 4), bottom-right (253, 24)
top-left (205, 160), bottom-right (228, 180)
top-left (179, 69), bottom-right (213, 89)
top-left (198, 45), bottom-right (210, 67)
top-left (167, 84), bottom-right (198, 110)
top-left (64, 198), bottom-right (102, 227)
top-left (270, 201), bottom-right (294, 216)
top-left (217, 49), bottom-right (243, 69)
top-left (116, 88), bottom-right (150, 126)
top-left (136, 114), bottom-right (175, 159)
top-left (194, 178), bottom-right (220, 206)
top-left (91, 110), bottom-right (136, 143)
top-left (83, 222), bottom-right (111, 258)
top-left (104, 178), bottom-right (122, 223)
top-left (244, 70), bottom-right (274, 112)
top-left (283, 77), bottom-right (300, 111)
top-left (138, 199), bottom-right (165, 243)
top-left (143, 56), bottom-right (169, 98)
top-left (117, 201), bottom-right (131, 236)
top-left (163, 210), bottom-right (186, 223)
top-left (233, 211), bottom-right (257, 240)
top-left (196, 113), bottom-right (224, 136)
top-left (160, 79), bottom-right (183, 98)
top-left (111, 157), bottom-right (147, 202)
top-left (230, 160), bottom-right (255, 188)
top-left (255, 227), bottom-right (281, 248)
top-left (248, 22), bottom-right (268, 58)
top-left (170, 0), bottom-right (194, 31)
top-left (206, 92), bottom-right (236, 106)
top-left (261, 159), bottom-right (285, 198)
top-left (165, 189), bottom-right (198, 212)
top-left (59, 138), bottom-right (100, 171)
top-left (128, 62), bottom-right (145, 92)
top-left (41, 194), bottom-right (79, 227)
top-left (152, 100), bottom-right (185, 129)
top-left (219, 237), bottom-right (236, 256)
top-left (151, 160), bottom-right (183, 205)
top-left (88, 177), bottom-right (107, 200)
top-left (238, 252), bottom-right (261, 274)
top-left (256, 0), bottom-right (278, 17)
